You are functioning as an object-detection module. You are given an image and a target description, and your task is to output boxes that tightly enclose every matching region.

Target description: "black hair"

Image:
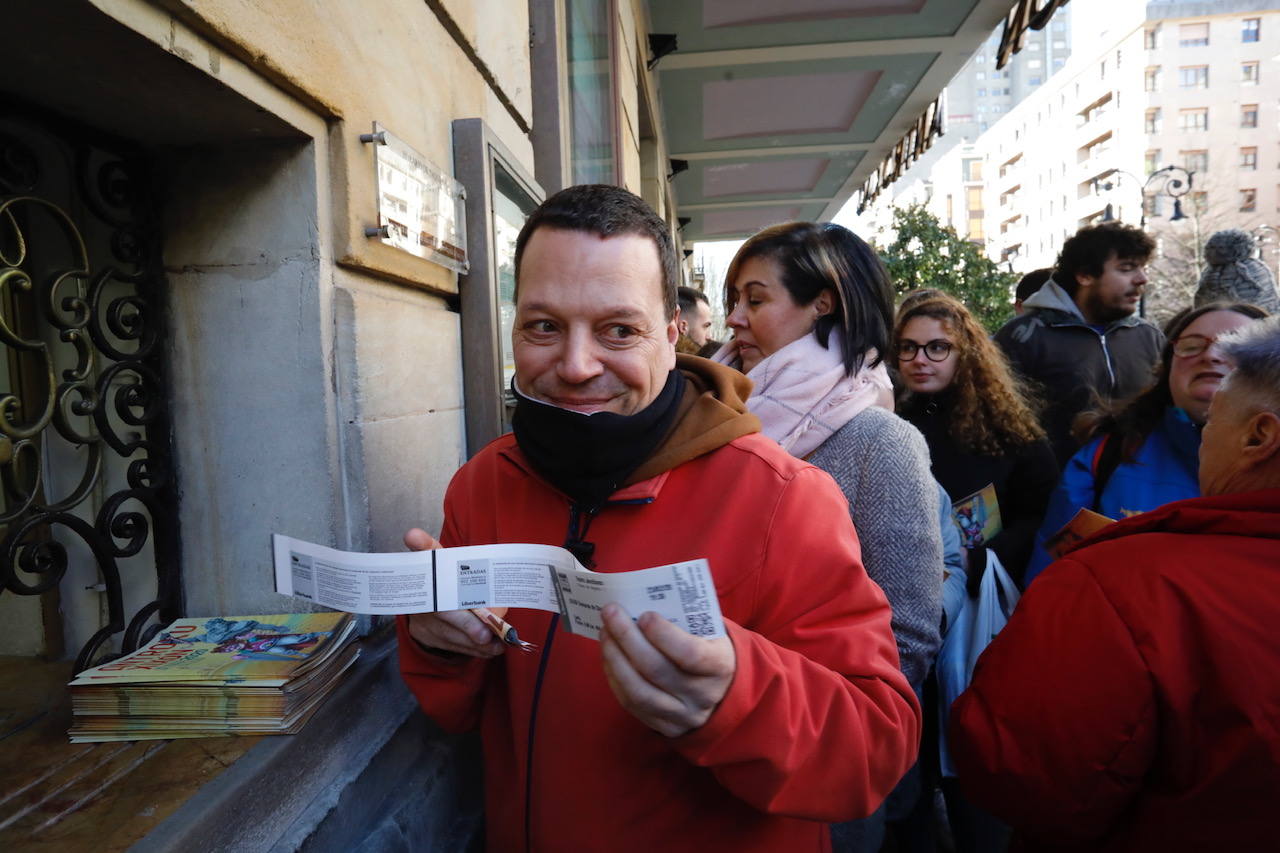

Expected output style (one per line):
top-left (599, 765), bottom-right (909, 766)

top-left (677, 286), bottom-right (709, 318)
top-left (724, 221), bottom-right (893, 376)
top-left (513, 184), bottom-right (678, 319)
top-left (1054, 222), bottom-right (1156, 298)
top-left (1015, 268), bottom-right (1053, 302)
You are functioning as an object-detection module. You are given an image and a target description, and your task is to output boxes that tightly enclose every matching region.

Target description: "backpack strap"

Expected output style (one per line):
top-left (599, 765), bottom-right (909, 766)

top-left (1089, 433), bottom-right (1125, 512)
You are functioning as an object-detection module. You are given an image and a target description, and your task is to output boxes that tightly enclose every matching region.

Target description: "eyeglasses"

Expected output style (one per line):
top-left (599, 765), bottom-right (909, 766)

top-left (897, 339), bottom-right (954, 362)
top-left (1172, 334), bottom-right (1226, 359)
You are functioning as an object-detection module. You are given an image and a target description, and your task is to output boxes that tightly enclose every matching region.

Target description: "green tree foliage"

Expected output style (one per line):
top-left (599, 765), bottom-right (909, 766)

top-left (875, 203), bottom-right (1017, 332)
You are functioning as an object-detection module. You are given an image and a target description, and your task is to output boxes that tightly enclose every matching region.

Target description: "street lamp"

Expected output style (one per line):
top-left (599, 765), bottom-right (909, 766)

top-left (1096, 166), bottom-right (1194, 227)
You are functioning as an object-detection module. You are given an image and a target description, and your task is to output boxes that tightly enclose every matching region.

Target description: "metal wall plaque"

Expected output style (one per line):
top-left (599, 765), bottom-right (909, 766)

top-left (366, 122), bottom-right (468, 273)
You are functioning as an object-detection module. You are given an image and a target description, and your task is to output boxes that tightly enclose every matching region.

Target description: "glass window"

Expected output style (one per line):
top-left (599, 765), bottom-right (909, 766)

top-left (1182, 150), bottom-right (1209, 173)
top-left (566, 0), bottom-right (616, 184)
top-left (1145, 108), bottom-right (1162, 133)
top-left (1179, 66), bottom-right (1209, 89)
top-left (1241, 147), bottom-right (1258, 170)
top-left (1145, 150), bottom-right (1161, 174)
top-left (1144, 27), bottom-right (1160, 49)
top-left (1179, 108), bottom-right (1208, 131)
top-left (1240, 188), bottom-right (1257, 212)
top-left (1179, 22), bottom-right (1209, 47)
top-left (977, 71), bottom-right (986, 80)
top-left (1190, 191), bottom-right (1208, 213)
top-left (1243, 18), bottom-right (1261, 42)
top-left (1242, 104), bottom-right (1259, 128)
top-left (1030, 77), bottom-right (1042, 86)
top-left (452, 118), bottom-right (545, 452)
top-left (1243, 62), bottom-right (1260, 85)
top-left (1145, 67), bottom-right (1161, 92)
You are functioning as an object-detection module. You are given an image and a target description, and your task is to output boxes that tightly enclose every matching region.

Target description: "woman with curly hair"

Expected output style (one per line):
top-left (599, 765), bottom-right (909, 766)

top-left (895, 292), bottom-right (1058, 588)
top-left (1024, 301), bottom-right (1269, 584)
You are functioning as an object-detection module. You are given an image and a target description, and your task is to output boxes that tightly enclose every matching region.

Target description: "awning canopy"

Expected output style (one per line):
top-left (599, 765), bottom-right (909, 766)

top-left (648, 0), bottom-right (1024, 242)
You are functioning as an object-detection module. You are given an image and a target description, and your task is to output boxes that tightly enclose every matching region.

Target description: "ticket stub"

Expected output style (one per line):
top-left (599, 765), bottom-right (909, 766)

top-left (272, 535), bottom-right (725, 641)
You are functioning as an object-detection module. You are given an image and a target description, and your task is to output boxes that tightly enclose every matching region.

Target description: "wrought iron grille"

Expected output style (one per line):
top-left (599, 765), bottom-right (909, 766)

top-left (0, 109), bottom-right (181, 672)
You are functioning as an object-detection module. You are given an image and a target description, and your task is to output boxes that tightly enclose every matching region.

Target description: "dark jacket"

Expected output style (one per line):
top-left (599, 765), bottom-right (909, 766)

top-left (901, 391), bottom-right (1058, 586)
top-left (994, 280), bottom-right (1163, 467)
top-left (951, 489), bottom-right (1280, 852)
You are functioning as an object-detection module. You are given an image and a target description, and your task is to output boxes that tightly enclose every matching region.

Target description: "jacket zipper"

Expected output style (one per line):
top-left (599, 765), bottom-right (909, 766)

top-left (1047, 316), bottom-right (1122, 394)
top-left (1097, 332), bottom-right (1117, 393)
top-left (523, 501), bottom-right (599, 852)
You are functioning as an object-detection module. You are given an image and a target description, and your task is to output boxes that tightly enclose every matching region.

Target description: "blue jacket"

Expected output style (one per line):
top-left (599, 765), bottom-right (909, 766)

top-left (1025, 407), bottom-right (1201, 584)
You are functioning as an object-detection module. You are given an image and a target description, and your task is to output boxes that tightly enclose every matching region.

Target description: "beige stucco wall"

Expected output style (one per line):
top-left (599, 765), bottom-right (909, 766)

top-left (60, 0), bottom-right (542, 622)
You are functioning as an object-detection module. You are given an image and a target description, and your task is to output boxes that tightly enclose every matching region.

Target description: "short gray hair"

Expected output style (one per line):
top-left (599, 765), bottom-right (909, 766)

top-left (1218, 314), bottom-right (1280, 412)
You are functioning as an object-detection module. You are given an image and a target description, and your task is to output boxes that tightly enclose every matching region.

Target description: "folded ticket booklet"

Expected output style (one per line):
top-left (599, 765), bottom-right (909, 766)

top-left (271, 534), bottom-right (726, 641)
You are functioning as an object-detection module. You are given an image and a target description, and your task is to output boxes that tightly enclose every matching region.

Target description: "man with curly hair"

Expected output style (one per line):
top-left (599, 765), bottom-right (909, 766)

top-left (995, 223), bottom-right (1163, 467)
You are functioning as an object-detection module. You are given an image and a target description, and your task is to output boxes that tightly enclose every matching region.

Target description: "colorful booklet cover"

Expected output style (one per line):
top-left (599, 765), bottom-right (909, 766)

top-left (952, 482), bottom-right (1003, 549)
top-left (69, 613), bottom-right (355, 687)
top-left (1043, 508), bottom-right (1116, 560)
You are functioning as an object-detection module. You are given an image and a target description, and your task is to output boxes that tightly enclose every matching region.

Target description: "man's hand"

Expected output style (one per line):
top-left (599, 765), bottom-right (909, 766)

top-left (402, 527), bottom-right (506, 658)
top-left (599, 603), bottom-right (736, 738)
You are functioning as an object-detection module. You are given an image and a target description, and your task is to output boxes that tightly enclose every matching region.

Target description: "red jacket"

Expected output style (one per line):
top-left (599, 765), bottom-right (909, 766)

top-left (950, 489), bottom-right (1280, 851)
top-left (398, 360), bottom-right (920, 852)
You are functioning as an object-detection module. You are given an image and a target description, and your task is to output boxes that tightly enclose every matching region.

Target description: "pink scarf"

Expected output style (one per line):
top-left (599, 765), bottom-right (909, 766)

top-left (713, 334), bottom-right (894, 459)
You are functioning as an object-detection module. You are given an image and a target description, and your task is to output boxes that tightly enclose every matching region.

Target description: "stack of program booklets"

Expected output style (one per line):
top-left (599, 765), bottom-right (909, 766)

top-left (67, 612), bottom-right (358, 743)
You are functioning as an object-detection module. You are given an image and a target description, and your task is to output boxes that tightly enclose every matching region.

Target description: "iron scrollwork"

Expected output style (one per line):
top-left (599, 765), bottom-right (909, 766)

top-left (0, 123), bottom-right (180, 672)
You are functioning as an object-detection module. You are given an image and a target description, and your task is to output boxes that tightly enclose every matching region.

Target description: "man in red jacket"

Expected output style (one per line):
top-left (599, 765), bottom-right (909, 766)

top-left (950, 314), bottom-right (1280, 851)
top-left (396, 185), bottom-right (920, 852)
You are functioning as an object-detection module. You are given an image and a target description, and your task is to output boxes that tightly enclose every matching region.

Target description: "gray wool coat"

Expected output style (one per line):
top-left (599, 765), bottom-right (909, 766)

top-left (808, 406), bottom-right (943, 693)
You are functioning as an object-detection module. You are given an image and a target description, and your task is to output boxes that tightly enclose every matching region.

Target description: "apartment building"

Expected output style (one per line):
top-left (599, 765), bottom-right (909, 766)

top-left (1142, 2), bottom-right (1280, 229)
top-left (858, 0), bottom-right (1280, 318)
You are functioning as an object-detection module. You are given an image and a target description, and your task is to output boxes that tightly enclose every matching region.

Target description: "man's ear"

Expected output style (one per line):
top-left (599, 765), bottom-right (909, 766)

top-left (675, 305), bottom-right (687, 336)
top-left (1241, 410), bottom-right (1280, 468)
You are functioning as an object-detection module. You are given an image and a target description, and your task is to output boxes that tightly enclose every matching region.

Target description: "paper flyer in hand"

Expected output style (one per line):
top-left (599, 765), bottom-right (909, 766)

top-left (952, 482), bottom-right (1002, 548)
top-left (271, 534), bottom-right (726, 641)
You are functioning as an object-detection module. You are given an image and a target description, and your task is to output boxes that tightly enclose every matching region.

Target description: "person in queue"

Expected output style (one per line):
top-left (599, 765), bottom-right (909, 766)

top-left (714, 222), bottom-right (943, 851)
top-left (995, 223), bottom-right (1163, 467)
top-left (676, 285), bottom-right (714, 354)
top-left (950, 313), bottom-right (1280, 851)
top-left (895, 291), bottom-right (1058, 587)
top-left (396, 186), bottom-right (920, 852)
top-left (1024, 301), bottom-right (1268, 583)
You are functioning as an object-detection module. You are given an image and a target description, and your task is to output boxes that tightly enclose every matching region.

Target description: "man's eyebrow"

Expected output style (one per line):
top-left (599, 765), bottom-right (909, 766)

top-left (518, 301), bottom-right (648, 319)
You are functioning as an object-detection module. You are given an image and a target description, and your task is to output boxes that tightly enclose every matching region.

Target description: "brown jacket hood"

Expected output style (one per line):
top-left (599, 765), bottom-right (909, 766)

top-left (624, 354), bottom-right (761, 485)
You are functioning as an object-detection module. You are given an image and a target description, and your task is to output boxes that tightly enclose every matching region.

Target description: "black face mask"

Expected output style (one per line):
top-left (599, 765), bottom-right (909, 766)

top-left (511, 370), bottom-right (686, 509)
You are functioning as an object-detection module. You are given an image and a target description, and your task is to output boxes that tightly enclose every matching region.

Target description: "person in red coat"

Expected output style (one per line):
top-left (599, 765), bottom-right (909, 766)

top-left (397, 186), bottom-right (921, 852)
top-left (949, 313), bottom-right (1280, 851)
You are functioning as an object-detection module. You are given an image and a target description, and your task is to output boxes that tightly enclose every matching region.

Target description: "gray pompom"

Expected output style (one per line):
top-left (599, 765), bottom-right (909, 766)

top-left (1195, 229), bottom-right (1279, 313)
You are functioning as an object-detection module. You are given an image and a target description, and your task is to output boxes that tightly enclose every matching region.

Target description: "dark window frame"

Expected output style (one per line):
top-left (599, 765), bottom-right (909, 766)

top-left (452, 118), bottom-right (545, 456)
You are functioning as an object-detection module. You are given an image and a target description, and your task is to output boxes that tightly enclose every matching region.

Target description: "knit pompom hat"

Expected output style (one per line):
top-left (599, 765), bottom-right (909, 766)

top-left (1203, 229), bottom-right (1254, 265)
top-left (1195, 229), bottom-right (1279, 313)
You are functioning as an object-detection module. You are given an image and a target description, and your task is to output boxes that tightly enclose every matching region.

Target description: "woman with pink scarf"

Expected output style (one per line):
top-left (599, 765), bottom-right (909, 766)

top-left (714, 222), bottom-right (943, 852)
